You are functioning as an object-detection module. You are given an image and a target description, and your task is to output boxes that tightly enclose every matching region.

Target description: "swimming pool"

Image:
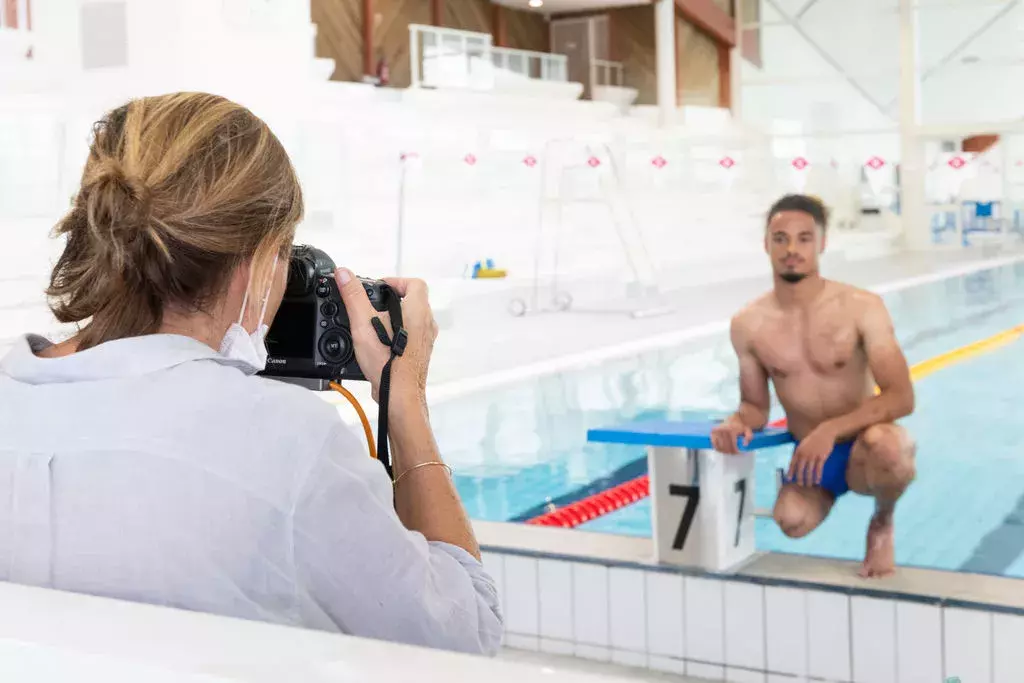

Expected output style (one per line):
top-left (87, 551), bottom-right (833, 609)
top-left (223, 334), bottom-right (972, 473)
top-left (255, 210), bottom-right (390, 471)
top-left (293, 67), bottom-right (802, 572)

top-left (434, 262), bottom-right (1024, 577)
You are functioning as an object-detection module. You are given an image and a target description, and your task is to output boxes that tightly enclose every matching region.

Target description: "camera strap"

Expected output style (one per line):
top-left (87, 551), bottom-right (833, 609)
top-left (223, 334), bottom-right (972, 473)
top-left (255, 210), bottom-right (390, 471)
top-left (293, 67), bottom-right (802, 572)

top-left (371, 317), bottom-right (408, 481)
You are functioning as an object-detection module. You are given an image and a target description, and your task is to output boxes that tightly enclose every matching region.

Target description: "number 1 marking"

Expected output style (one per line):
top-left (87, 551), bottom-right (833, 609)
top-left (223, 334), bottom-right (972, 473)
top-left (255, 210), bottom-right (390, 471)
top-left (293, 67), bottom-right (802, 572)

top-left (734, 478), bottom-right (747, 547)
top-left (669, 485), bottom-right (700, 551)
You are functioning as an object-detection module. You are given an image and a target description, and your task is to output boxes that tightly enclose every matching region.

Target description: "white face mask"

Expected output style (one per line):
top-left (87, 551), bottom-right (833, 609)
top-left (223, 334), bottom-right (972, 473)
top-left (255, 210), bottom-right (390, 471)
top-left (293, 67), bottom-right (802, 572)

top-left (219, 256), bottom-right (278, 375)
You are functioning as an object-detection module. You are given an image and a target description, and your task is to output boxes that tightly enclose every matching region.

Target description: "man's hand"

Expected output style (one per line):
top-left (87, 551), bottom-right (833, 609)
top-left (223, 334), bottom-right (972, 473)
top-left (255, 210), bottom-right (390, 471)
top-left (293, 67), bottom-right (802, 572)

top-left (711, 416), bottom-right (753, 455)
top-left (787, 424), bottom-right (837, 486)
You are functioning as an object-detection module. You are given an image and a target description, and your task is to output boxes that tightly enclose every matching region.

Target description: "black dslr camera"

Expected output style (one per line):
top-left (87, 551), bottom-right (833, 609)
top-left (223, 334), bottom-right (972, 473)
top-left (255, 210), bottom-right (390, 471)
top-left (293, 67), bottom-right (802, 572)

top-left (259, 245), bottom-right (401, 388)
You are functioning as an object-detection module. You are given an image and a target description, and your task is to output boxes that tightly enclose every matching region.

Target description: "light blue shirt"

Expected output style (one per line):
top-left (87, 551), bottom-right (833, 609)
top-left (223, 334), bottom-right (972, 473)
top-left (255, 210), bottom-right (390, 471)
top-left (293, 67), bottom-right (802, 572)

top-left (0, 333), bottom-right (502, 655)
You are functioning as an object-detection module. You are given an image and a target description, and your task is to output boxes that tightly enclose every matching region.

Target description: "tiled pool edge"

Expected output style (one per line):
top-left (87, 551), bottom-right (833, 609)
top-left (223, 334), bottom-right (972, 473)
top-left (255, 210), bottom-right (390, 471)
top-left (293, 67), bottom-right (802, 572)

top-left (477, 521), bottom-right (1024, 682)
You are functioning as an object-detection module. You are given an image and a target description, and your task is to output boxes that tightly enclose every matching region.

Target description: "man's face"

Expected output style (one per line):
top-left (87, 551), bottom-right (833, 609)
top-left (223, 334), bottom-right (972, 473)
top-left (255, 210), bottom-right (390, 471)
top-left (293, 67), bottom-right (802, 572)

top-left (765, 210), bottom-right (824, 283)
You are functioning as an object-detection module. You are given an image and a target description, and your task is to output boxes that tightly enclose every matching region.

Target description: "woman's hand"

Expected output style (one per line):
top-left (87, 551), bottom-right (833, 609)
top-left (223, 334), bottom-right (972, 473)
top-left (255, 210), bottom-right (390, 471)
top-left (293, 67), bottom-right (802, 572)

top-left (335, 268), bottom-right (437, 402)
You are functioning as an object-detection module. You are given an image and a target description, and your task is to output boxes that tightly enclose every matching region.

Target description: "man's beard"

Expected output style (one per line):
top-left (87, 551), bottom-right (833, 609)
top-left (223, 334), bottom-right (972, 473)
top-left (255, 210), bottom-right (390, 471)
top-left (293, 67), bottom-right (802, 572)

top-left (779, 272), bottom-right (807, 284)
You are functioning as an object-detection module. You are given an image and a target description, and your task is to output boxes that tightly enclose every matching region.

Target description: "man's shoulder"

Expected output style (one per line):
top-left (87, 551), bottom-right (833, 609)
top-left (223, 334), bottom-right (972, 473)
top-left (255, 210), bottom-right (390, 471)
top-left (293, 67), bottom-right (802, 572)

top-left (733, 292), bottom-right (776, 325)
top-left (826, 280), bottom-right (882, 303)
top-left (827, 282), bottom-right (888, 318)
top-left (730, 292), bottom-right (776, 345)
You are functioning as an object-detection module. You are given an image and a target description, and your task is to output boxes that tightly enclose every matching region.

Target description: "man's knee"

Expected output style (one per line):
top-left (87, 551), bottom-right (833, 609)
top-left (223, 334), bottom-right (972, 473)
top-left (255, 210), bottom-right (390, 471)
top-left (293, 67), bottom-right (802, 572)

top-left (774, 508), bottom-right (813, 539)
top-left (861, 425), bottom-right (916, 486)
top-left (773, 494), bottom-right (820, 539)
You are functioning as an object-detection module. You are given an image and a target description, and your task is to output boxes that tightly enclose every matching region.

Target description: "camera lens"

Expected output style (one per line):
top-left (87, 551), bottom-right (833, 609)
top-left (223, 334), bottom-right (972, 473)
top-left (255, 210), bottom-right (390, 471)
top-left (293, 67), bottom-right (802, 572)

top-left (319, 330), bottom-right (353, 365)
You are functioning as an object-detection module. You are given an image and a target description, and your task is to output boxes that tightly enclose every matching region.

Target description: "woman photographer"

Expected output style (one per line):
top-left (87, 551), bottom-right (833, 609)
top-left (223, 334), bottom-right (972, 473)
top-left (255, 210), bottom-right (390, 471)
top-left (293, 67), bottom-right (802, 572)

top-left (0, 93), bottom-right (502, 655)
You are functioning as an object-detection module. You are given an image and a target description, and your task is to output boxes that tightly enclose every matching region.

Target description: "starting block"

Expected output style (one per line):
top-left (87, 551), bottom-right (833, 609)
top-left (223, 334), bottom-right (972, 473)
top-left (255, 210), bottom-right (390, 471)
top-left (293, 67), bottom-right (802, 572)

top-left (588, 420), bottom-right (793, 572)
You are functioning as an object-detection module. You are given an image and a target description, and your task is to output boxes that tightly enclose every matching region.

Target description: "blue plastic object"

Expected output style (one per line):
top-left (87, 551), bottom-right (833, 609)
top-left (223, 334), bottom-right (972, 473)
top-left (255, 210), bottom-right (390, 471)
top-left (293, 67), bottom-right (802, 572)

top-left (587, 420), bottom-right (794, 451)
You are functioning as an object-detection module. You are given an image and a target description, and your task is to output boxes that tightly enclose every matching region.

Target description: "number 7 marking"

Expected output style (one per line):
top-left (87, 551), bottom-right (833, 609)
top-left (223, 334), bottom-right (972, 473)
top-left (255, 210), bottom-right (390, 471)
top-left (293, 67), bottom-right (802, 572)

top-left (734, 478), bottom-right (747, 547)
top-left (669, 485), bottom-right (700, 551)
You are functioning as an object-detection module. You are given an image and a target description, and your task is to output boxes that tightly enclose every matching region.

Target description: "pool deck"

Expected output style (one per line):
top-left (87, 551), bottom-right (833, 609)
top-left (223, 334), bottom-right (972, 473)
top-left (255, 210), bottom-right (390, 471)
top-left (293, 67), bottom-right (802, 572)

top-left (425, 245), bottom-right (1024, 399)
top-left (474, 519), bottom-right (1024, 614)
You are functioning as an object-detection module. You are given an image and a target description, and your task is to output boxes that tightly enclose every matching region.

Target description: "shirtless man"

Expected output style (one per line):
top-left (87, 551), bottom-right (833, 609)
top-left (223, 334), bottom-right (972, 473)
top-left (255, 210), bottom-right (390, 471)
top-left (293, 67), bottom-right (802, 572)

top-left (710, 194), bottom-right (916, 578)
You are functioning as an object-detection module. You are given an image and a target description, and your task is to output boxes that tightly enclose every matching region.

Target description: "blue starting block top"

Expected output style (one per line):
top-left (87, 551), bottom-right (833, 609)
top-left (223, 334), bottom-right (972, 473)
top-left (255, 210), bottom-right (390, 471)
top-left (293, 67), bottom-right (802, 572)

top-left (587, 420), bottom-right (794, 451)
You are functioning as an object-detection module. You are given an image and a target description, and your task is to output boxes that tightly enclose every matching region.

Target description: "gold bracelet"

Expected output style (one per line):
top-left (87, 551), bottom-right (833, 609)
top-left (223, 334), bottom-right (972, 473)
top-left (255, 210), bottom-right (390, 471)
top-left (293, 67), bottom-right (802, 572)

top-left (392, 461), bottom-right (453, 487)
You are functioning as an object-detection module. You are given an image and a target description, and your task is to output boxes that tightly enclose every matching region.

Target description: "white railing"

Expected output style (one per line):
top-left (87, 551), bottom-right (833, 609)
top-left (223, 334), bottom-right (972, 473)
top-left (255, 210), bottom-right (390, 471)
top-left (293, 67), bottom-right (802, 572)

top-left (409, 24), bottom-right (569, 90)
top-left (591, 59), bottom-right (624, 88)
top-left (492, 46), bottom-right (568, 83)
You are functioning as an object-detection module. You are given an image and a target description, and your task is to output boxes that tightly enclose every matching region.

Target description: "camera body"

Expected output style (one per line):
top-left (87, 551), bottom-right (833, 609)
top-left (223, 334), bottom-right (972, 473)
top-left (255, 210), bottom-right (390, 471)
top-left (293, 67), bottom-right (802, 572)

top-left (259, 245), bottom-right (401, 387)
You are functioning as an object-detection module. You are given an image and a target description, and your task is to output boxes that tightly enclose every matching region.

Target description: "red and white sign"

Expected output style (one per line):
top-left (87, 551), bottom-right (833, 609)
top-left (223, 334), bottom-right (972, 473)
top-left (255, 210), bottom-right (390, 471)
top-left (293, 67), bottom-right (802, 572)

top-left (523, 155), bottom-right (537, 168)
top-left (864, 156), bottom-right (888, 198)
top-left (587, 157), bottom-right (601, 168)
top-left (651, 156), bottom-right (667, 169)
top-left (464, 154), bottom-right (477, 166)
top-left (791, 157), bottom-right (809, 171)
top-left (948, 156), bottom-right (966, 170)
top-left (719, 156), bottom-right (735, 169)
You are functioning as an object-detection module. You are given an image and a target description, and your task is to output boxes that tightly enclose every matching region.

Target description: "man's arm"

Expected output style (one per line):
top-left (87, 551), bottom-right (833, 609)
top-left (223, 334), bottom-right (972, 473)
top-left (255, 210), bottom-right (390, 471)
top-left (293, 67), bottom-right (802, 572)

top-left (713, 313), bottom-right (773, 454)
top-left (729, 315), bottom-right (772, 431)
top-left (823, 294), bottom-right (915, 441)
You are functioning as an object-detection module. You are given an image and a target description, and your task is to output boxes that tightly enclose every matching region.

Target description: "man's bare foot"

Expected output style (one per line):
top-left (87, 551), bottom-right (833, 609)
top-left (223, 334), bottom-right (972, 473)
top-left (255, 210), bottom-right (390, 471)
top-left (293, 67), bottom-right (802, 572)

top-left (860, 514), bottom-right (895, 578)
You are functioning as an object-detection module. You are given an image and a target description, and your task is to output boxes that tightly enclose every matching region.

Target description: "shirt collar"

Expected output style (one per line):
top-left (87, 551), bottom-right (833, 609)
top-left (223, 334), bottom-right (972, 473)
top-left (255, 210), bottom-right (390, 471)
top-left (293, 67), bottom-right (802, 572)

top-left (0, 333), bottom-right (254, 384)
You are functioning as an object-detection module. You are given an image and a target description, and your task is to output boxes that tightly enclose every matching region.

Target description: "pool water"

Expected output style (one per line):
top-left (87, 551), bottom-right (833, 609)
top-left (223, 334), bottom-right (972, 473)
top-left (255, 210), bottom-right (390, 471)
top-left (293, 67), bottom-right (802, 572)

top-left (433, 264), bottom-right (1024, 577)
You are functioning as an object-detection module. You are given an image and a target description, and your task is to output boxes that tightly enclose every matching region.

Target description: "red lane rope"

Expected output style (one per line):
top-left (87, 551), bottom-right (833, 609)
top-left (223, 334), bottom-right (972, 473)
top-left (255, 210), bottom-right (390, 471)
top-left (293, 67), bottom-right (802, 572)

top-left (525, 417), bottom-right (789, 528)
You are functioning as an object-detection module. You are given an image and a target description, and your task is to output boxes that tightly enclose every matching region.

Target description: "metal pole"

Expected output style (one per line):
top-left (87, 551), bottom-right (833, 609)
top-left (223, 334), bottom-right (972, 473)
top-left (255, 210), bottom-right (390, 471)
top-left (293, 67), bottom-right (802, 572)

top-left (396, 156), bottom-right (407, 276)
top-left (655, 0), bottom-right (677, 127)
top-left (409, 25), bottom-right (420, 87)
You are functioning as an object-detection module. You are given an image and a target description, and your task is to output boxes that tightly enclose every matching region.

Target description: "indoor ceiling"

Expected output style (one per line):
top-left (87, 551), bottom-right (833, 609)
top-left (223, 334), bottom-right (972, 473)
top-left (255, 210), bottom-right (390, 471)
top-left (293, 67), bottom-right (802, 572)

top-left (751, 0), bottom-right (1022, 117)
top-left (491, 0), bottom-right (651, 15)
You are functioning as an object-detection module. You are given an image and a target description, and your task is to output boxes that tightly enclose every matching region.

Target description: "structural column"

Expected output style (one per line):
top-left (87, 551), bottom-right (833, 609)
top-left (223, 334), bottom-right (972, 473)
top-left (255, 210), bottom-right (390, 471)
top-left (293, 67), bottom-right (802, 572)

top-left (899, 0), bottom-right (928, 249)
top-left (492, 2), bottom-right (506, 48)
top-left (729, 0), bottom-right (743, 119)
top-left (655, 0), bottom-right (677, 127)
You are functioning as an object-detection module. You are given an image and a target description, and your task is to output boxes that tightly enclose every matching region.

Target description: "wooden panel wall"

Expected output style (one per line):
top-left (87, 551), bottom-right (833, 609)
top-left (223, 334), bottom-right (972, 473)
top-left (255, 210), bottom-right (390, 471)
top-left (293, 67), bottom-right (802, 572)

top-left (963, 134), bottom-right (1000, 154)
top-left (375, 0), bottom-right (431, 88)
top-left (311, 0), bottom-right (363, 83)
top-left (711, 0), bottom-right (733, 16)
top-left (677, 14), bottom-right (720, 106)
top-left (504, 8), bottom-right (548, 53)
top-left (441, 0), bottom-right (490, 33)
top-left (609, 5), bottom-right (658, 106)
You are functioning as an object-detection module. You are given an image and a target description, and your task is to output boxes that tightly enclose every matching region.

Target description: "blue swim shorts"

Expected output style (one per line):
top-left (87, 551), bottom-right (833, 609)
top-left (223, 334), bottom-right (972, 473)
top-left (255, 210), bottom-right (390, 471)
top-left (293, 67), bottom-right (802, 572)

top-left (782, 440), bottom-right (853, 498)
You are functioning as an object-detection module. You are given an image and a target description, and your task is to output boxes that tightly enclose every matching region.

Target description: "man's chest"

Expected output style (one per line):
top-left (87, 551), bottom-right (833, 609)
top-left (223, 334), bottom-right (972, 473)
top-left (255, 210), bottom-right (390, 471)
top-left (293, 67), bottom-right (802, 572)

top-left (751, 316), bottom-right (862, 379)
